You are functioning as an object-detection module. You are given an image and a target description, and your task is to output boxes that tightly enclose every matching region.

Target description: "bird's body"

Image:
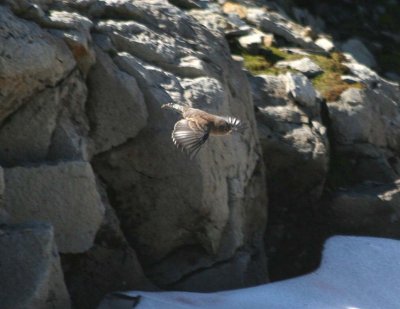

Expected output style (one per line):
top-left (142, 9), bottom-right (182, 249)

top-left (162, 103), bottom-right (246, 157)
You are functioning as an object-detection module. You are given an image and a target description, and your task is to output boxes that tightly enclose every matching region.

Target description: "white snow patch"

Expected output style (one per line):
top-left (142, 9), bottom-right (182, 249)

top-left (98, 236), bottom-right (400, 309)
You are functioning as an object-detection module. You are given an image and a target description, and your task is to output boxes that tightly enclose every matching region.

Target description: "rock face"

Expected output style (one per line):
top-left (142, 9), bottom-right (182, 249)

top-left (325, 182), bottom-right (400, 237)
top-left (4, 161), bottom-right (105, 253)
top-left (327, 79), bottom-right (400, 184)
top-left (1, 0), bottom-right (400, 307)
top-left (87, 47), bottom-right (148, 154)
top-left (0, 222), bottom-right (71, 309)
top-left (250, 73), bottom-right (328, 206)
top-left (62, 198), bottom-right (154, 309)
top-left (276, 58), bottom-right (323, 77)
top-left (0, 0), bottom-right (268, 306)
top-left (341, 38), bottom-right (377, 69)
top-left (0, 5), bottom-right (75, 125)
top-left (249, 73), bottom-right (329, 279)
top-left (91, 0), bottom-right (268, 289)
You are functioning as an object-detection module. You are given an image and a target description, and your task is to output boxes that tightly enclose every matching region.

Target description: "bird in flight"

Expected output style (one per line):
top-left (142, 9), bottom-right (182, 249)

top-left (162, 103), bottom-right (246, 158)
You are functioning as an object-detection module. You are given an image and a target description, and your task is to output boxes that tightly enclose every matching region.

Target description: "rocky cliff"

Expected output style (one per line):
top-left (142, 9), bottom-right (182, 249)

top-left (0, 0), bottom-right (399, 308)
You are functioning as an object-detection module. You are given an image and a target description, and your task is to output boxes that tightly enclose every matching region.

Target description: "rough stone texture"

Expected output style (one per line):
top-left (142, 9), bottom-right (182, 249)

top-left (276, 57), bottom-right (323, 77)
top-left (62, 193), bottom-right (154, 309)
top-left (87, 47), bottom-right (148, 154)
top-left (328, 86), bottom-right (400, 184)
top-left (341, 38), bottom-right (377, 69)
top-left (0, 83), bottom-right (60, 166)
top-left (0, 166), bottom-right (7, 224)
top-left (249, 73), bottom-right (328, 279)
top-left (285, 72), bottom-right (318, 107)
top-left (189, 9), bottom-right (240, 39)
top-left (258, 11), bottom-right (323, 52)
top-left (47, 70), bottom-right (91, 161)
top-left (91, 0), bottom-right (268, 290)
top-left (250, 73), bottom-right (328, 210)
top-left (0, 5), bottom-right (75, 125)
top-left (4, 161), bottom-right (105, 253)
top-left (0, 222), bottom-right (71, 309)
top-left (324, 182), bottom-right (400, 237)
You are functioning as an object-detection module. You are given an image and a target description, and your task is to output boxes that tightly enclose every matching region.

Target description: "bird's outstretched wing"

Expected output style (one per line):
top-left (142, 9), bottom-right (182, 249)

top-left (172, 119), bottom-right (209, 158)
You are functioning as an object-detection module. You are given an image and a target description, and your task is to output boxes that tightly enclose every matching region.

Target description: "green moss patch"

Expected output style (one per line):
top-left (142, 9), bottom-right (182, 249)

top-left (239, 47), bottom-right (302, 75)
top-left (232, 42), bottom-right (364, 102)
top-left (309, 52), bottom-right (363, 102)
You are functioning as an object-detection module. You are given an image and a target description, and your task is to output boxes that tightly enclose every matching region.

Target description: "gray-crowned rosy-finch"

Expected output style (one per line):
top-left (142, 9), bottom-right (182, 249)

top-left (162, 103), bottom-right (246, 158)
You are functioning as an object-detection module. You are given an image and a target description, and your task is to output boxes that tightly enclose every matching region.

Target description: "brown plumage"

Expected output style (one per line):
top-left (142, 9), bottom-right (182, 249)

top-left (162, 103), bottom-right (246, 158)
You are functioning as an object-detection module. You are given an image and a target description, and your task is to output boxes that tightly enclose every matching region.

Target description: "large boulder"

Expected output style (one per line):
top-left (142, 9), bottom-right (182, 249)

top-left (327, 83), bottom-right (400, 184)
top-left (91, 0), bottom-right (268, 290)
top-left (249, 73), bottom-right (329, 279)
top-left (0, 5), bottom-right (75, 125)
top-left (0, 222), bottom-right (71, 309)
top-left (87, 47), bottom-right (148, 154)
top-left (3, 161), bottom-right (105, 253)
top-left (62, 194), bottom-right (154, 309)
top-left (250, 73), bottom-right (328, 206)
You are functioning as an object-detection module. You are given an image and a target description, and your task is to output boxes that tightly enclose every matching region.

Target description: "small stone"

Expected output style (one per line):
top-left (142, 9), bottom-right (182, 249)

top-left (238, 31), bottom-right (264, 50)
top-left (262, 33), bottom-right (274, 47)
top-left (276, 57), bottom-right (323, 77)
top-left (341, 75), bottom-right (362, 84)
top-left (315, 37), bottom-right (335, 52)
top-left (285, 72), bottom-right (317, 107)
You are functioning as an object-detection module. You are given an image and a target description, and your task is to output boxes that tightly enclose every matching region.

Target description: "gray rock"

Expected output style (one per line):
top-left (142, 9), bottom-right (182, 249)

top-left (91, 0), bottom-right (268, 289)
top-left (87, 47), bottom-right (148, 154)
top-left (114, 53), bottom-right (184, 106)
top-left (95, 20), bottom-right (188, 69)
top-left (258, 11), bottom-right (324, 52)
top-left (249, 73), bottom-right (328, 277)
top-left (0, 167), bottom-right (8, 224)
top-left (340, 75), bottom-right (362, 84)
top-left (170, 250), bottom-right (268, 291)
top-left (328, 86), bottom-right (400, 183)
top-left (276, 57), bottom-right (323, 77)
top-left (250, 73), bottom-right (328, 205)
top-left (43, 10), bottom-right (95, 74)
top-left (189, 9), bottom-right (233, 38)
top-left (238, 30), bottom-right (264, 50)
top-left (326, 182), bottom-right (400, 237)
top-left (285, 72), bottom-right (317, 107)
top-left (63, 197), bottom-right (154, 309)
top-left (0, 85), bottom-right (60, 166)
top-left (169, 0), bottom-right (202, 9)
top-left (344, 61), bottom-right (379, 84)
top-left (0, 222), bottom-right (71, 309)
top-left (180, 77), bottom-right (225, 108)
top-left (3, 0), bottom-right (53, 16)
top-left (0, 5), bottom-right (75, 124)
top-left (4, 161), bottom-right (105, 253)
top-left (47, 71), bottom-right (90, 161)
top-left (315, 37), bottom-right (335, 52)
top-left (341, 38), bottom-right (377, 69)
